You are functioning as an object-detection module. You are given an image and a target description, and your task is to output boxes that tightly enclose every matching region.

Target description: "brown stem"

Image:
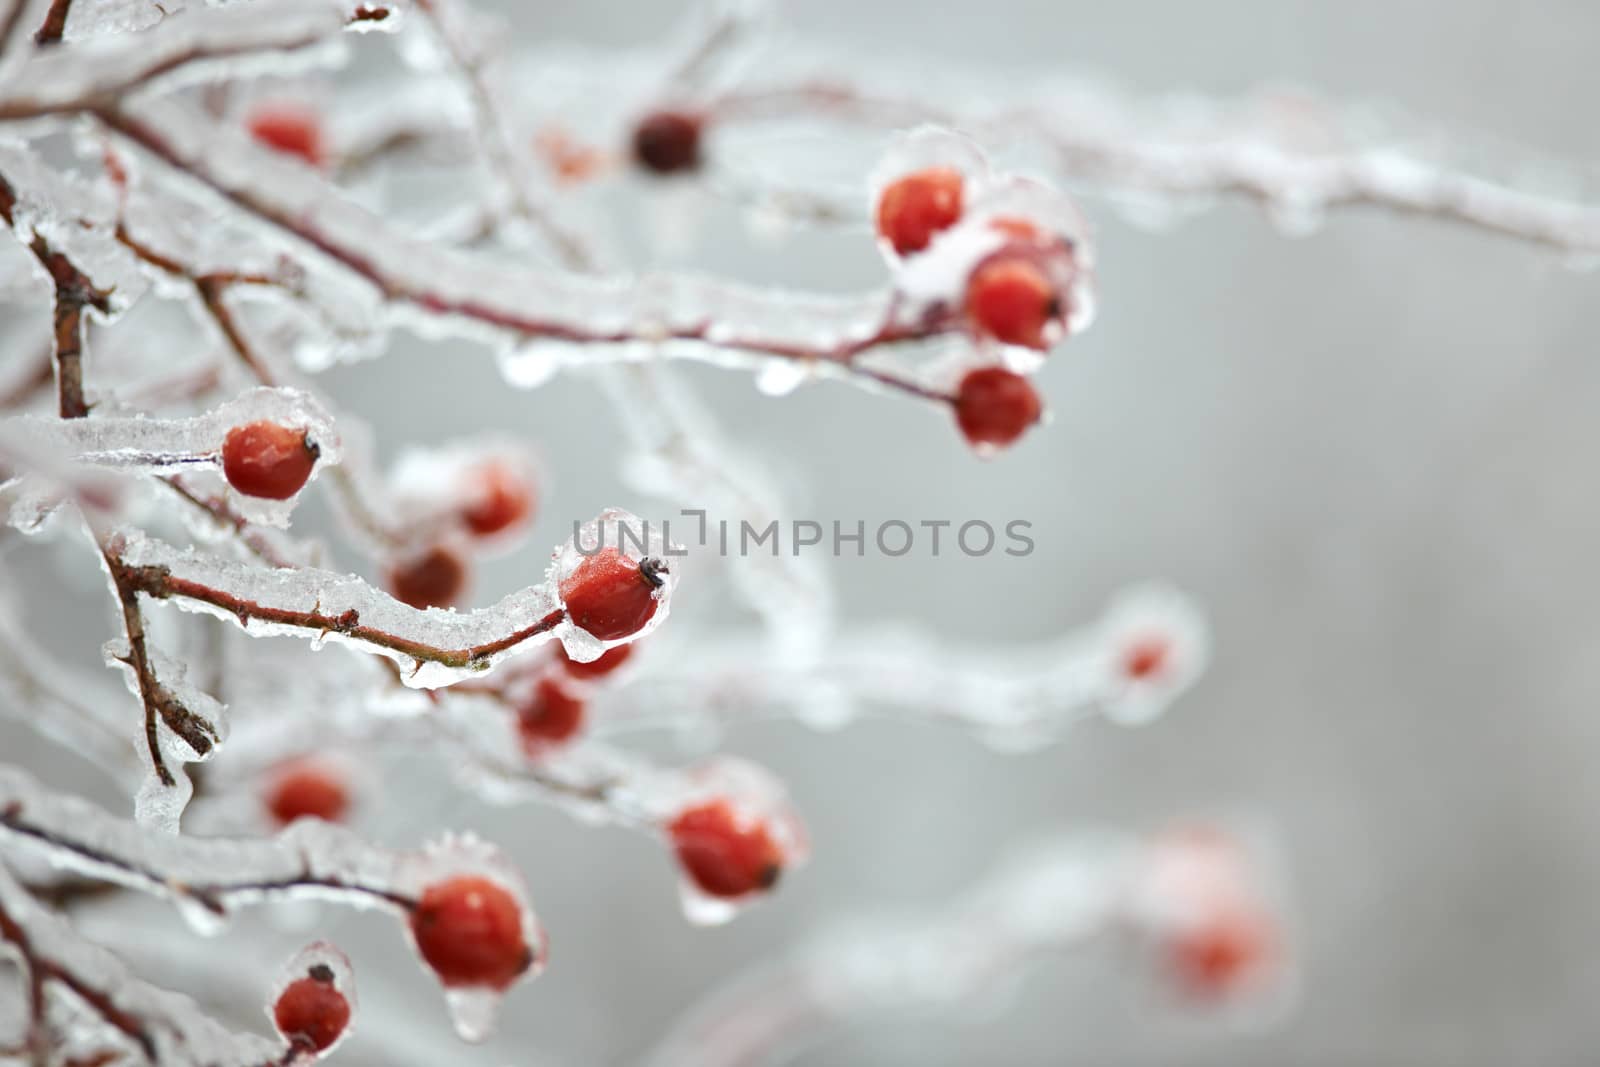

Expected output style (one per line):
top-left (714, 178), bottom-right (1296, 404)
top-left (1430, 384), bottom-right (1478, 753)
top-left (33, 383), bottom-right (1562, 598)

top-left (0, 172), bottom-right (111, 419)
top-left (97, 545), bottom-right (220, 787)
top-left (117, 558), bottom-right (565, 671)
top-left (0, 893), bottom-right (158, 1061)
top-left (32, 0), bottom-right (70, 44)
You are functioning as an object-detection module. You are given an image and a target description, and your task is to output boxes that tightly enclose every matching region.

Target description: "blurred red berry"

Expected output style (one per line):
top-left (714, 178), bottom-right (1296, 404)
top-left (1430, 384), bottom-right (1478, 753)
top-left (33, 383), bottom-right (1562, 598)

top-left (222, 422), bottom-right (318, 500)
top-left (556, 641), bottom-right (634, 680)
top-left (1122, 635), bottom-right (1171, 682)
top-left (669, 800), bottom-right (785, 899)
top-left (559, 547), bottom-right (664, 642)
top-left (460, 460), bottom-right (535, 537)
top-left (1165, 904), bottom-right (1277, 999)
top-left (517, 675), bottom-right (586, 751)
top-left (410, 876), bottom-right (532, 990)
top-left (247, 104), bottom-right (326, 169)
top-left (632, 111), bottom-right (702, 174)
top-left (266, 762), bottom-right (349, 827)
top-left (388, 545), bottom-right (469, 610)
top-left (954, 367), bottom-right (1041, 450)
top-left (876, 166), bottom-right (964, 255)
top-left (965, 255), bottom-right (1059, 350)
top-left (273, 966), bottom-right (350, 1052)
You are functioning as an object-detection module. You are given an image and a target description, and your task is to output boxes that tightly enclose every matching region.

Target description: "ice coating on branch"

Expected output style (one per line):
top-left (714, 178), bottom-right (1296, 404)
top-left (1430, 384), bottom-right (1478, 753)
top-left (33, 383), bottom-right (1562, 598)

top-left (591, 584), bottom-right (1206, 750)
top-left (642, 831), bottom-right (1138, 1067)
top-left (1, 386), bottom-right (340, 525)
top-left (602, 364), bottom-right (833, 652)
top-left (551, 507), bottom-right (680, 663)
top-left (107, 511), bottom-right (658, 688)
top-left (0, 0), bottom-right (346, 109)
top-left (104, 638), bottom-right (230, 832)
top-left (0, 417), bottom-right (129, 531)
top-left (0, 864), bottom-right (287, 1067)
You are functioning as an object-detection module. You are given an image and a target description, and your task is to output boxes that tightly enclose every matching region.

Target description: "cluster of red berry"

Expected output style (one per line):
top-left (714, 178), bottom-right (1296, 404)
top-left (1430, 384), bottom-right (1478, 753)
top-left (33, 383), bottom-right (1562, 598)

top-left (875, 166), bottom-right (1076, 451)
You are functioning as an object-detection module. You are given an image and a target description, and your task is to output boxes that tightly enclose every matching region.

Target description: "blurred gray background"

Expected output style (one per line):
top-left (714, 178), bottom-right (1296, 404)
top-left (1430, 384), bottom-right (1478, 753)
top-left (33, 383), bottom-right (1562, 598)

top-left (12, 1), bottom-right (1600, 1064)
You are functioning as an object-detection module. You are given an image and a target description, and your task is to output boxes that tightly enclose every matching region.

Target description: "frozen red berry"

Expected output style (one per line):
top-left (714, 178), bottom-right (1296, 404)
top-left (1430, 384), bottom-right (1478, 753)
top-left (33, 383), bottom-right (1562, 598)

top-left (410, 876), bottom-right (533, 990)
top-left (517, 675), bottom-right (586, 752)
top-left (388, 545), bottom-right (468, 610)
top-left (273, 965), bottom-right (350, 1053)
top-left (222, 422), bottom-right (318, 500)
top-left (965, 255), bottom-right (1059, 350)
top-left (632, 111), bottom-right (702, 175)
top-left (1165, 904), bottom-right (1277, 999)
top-left (556, 641), bottom-right (634, 680)
top-left (668, 800), bottom-right (785, 899)
top-left (954, 367), bottom-right (1041, 450)
top-left (247, 104), bottom-right (326, 169)
top-left (460, 460), bottom-right (535, 538)
top-left (875, 167), bottom-right (964, 255)
top-left (266, 761), bottom-right (349, 827)
top-left (1121, 635), bottom-right (1171, 682)
top-left (559, 547), bottom-right (665, 642)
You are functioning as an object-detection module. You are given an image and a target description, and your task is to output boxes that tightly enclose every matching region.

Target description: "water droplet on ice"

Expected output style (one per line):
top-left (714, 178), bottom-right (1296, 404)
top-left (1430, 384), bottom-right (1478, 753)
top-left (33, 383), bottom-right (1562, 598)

top-left (755, 360), bottom-right (808, 397)
top-left (496, 342), bottom-right (562, 390)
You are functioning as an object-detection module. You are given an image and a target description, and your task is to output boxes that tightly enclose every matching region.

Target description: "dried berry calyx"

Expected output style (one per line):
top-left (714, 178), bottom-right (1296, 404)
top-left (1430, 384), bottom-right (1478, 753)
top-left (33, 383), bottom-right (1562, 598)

top-left (388, 544), bottom-right (469, 610)
top-left (266, 761), bottom-right (349, 826)
top-left (953, 367), bottom-right (1041, 450)
top-left (410, 876), bottom-right (534, 990)
top-left (668, 799), bottom-right (786, 900)
top-left (273, 966), bottom-right (351, 1053)
top-left (632, 111), bottom-right (703, 175)
top-left (222, 421), bottom-right (318, 500)
top-left (876, 166), bottom-right (965, 255)
top-left (517, 675), bottom-right (586, 751)
top-left (559, 547), bottom-right (665, 642)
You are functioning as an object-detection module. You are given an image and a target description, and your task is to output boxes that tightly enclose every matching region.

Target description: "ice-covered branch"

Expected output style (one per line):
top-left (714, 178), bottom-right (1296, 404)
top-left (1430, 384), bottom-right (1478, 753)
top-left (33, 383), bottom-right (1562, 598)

top-left (645, 825), bottom-right (1284, 1067)
top-left (101, 508), bottom-right (677, 687)
top-left (93, 100), bottom-right (1069, 405)
top-left (0, 864), bottom-right (322, 1066)
top-left (597, 585), bottom-right (1207, 748)
top-left (700, 72), bottom-right (1600, 252)
top-left (0, 0), bottom-right (345, 120)
top-left (0, 170), bottom-right (110, 418)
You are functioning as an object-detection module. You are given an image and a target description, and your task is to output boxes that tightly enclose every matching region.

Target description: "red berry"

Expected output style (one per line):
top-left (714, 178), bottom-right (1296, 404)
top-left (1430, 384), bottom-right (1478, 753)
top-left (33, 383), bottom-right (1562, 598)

top-left (559, 547), bottom-right (665, 642)
top-left (965, 255), bottom-right (1059, 350)
top-left (273, 966), bottom-right (350, 1053)
top-left (460, 461), bottom-right (535, 538)
top-left (953, 367), bottom-right (1041, 450)
top-left (875, 167), bottom-right (964, 255)
top-left (555, 641), bottom-right (634, 680)
top-left (388, 545), bottom-right (469, 610)
top-left (221, 422), bottom-right (318, 500)
top-left (668, 800), bottom-right (784, 899)
top-left (1165, 905), bottom-right (1276, 999)
top-left (517, 675), bottom-right (586, 752)
top-left (247, 104), bottom-right (326, 169)
top-left (410, 876), bottom-right (532, 990)
top-left (266, 762), bottom-right (349, 827)
top-left (632, 111), bottom-right (702, 175)
top-left (1122, 635), bottom-right (1171, 682)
